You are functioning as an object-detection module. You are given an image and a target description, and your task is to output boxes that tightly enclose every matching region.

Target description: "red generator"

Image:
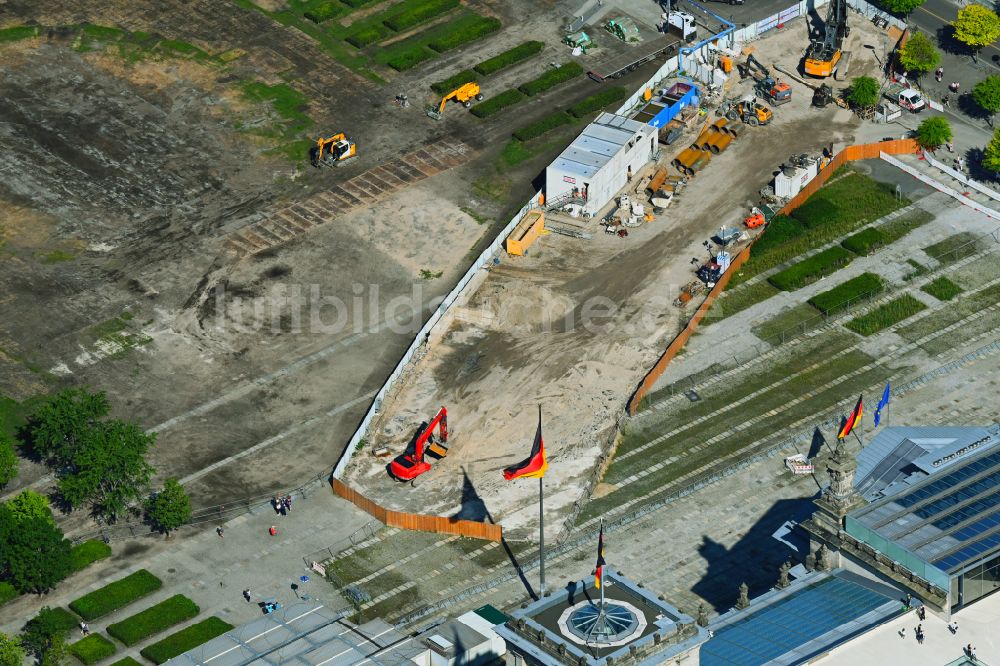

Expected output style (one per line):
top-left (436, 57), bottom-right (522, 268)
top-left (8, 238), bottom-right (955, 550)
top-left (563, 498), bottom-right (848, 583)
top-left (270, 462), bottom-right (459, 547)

top-left (388, 407), bottom-right (449, 482)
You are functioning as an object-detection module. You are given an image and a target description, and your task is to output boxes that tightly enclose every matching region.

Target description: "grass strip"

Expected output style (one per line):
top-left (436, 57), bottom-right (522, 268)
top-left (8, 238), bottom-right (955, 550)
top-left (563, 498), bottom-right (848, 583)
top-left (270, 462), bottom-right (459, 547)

top-left (702, 281), bottom-right (780, 324)
top-left (107, 595), bottom-right (200, 646)
top-left (69, 634), bottom-right (116, 665)
top-left (568, 87), bottom-right (629, 117)
top-left (71, 540), bottom-right (112, 573)
top-left (428, 16), bottom-right (500, 52)
top-left (140, 617), bottom-right (234, 664)
top-left (924, 232), bottom-right (982, 265)
top-left (431, 69), bottom-right (478, 93)
top-left (300, 0), bottom-right (346, 22)
top-left (841, 227), bottom-right (886, 255)
top-left (470, 89), bottom-right (525, 118)
top-left (0, 25), bottom-right (40, 41)
top-left (383, 0), bottom-right (459, 31)
top-left (519, 62), bottom-right (584, 96)
top-left (898, 282), bottom-right (1000, 342)
top-left (752, 303), bottom-right (827, 344)
top-left (808, 273), bottom-right (885, 316)
top-left (345, 23), bottom-right (391, 47)
top-left (384, 45), bottom-right (436, 71)
top-left (922, 276), bottom-right (963, 301)
top-left (69, 570), bottom-right (163, 620)
top-left (768, 246), bottom-right (853, 291)
top-left (474, 40), bottom-right (544, 75)
top-left (240, 81), bottom-right (312, 134)
top-left (512, 111), bottom-right (573, 141)
top-left (845, 294), bottom-right (927, 336)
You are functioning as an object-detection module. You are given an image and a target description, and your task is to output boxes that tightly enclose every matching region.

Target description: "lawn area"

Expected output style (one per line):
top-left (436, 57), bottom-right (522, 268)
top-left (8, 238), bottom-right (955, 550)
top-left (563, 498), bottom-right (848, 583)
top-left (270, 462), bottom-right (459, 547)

top-left (69, 634), bottom-right (116, 665)
top-left (897, 282), bottom-right (1000, 343)
top-left (751, 303), bottom-right (827, 344)
top-left (702, 281), bottom-right (781, 324)
top-left (924, 232), bottom-right (982, 265)
top-left (110, 658), bottom-right (143, 666)
top-left (922, 276), bottom-right (963, 301)
top-left (69, 570), bottom-right (163, 620)
top-left (768, 246), bottom-right (853, 291)
top-left (845, 294), bottom-right (927, 336)
top-left (327, 531), bottom-right (443, 585)
top-left (808, 273), bottom-right (885, 316)
top-left (107, 595), bottom-right (200, 646)
top-left (474, 40), bottom-right (544, 75)
top-left (71, 540), bottom-right (112, 573)
top-left (140, 617), bottom-right (234, 664)
top-left (0, 392), bottom-right (47, 437)
top-left (370, 11), bottom-right (498, 71)
top-left (730, 171), bottom-right (907, 286)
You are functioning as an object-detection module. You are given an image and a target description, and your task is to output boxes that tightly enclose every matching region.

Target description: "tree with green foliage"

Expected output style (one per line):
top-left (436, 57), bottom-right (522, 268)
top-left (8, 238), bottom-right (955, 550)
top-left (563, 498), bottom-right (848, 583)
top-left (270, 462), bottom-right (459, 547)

top-left (29, 388), bottom-right (110, 466)
top-left (5, 489), bottom-right (55, 526)
top-left (879, 0), bottom-right (925, 15)
top-left (57, 420), bottom-right (155, 520)
top-left (916, 116), bottom-right (952, 150)
top-left (0, 507), bottom-right (72, 594)
top-left (953, 4), bottom-right (1000, 58)
top-left (19, 608), bottom-right (72, 658)
top-left (899, 32), bottom-right (939, 77)
top-left (146, 478), bottom-right (192, 536)
top-left (39, 634), bottom-right (67, 666)
top-left (0, 633), bottom-right (25, 666)
top-left (983, 128), bottom-right (1000, 172)
top-left (973, 75), bottom-right (1000, 124)
top-left (847, 76), bottom-right (881, 109)
top-left (0, 433), bottom-right (16, 488)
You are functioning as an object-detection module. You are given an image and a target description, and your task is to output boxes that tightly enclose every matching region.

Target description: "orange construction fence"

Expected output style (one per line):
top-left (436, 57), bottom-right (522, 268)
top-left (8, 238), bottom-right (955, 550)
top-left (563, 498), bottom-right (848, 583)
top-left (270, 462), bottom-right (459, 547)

top-left (331, 478), bottom-right (502, 541)
top-left (626, 139), bottom-right (918, 414)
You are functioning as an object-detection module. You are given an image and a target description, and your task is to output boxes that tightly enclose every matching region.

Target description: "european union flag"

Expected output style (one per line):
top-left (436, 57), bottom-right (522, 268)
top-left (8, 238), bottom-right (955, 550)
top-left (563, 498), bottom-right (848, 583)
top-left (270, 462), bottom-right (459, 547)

top-left (874, 382), bottom-right (890, 427)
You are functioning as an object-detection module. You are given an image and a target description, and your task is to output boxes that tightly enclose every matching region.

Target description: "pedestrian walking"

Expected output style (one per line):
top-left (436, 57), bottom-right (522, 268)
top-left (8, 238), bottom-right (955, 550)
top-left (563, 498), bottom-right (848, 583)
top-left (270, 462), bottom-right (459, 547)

top-left (950, 81), bottom-right (960, 94)
top-left (904, 593), bottom-right (912, 608)
top-left (284, 495), bottom-right (293, 513)
top-left (935, 67), bottom-right (943, 82)
top-left (948, 619), bottom-right (958, 634)
top-left (243, 589), bottom-right (252, 603)
top-left (899, 627), bottom-right (907, 638)
top-left (272, 496), bottom-right (281, 514)
top-left (943, 94), bottom-right (951, 107)
top-left (216, 526), bottom-right (224, 538)
top-left (269, 525), bottom-right (278, 536)
top-left (916, 624), bottom-right (924, 644)
top-left (946, 141), bottom-right (955, 153)
top-left (80, 622), bottom-right (90, 636)
top-left (918, 606), bottom-right (926, 620)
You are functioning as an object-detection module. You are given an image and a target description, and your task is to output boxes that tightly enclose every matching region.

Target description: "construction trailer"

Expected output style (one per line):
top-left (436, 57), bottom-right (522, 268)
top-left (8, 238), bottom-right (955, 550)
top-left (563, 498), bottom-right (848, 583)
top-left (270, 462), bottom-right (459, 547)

top-left (544, 112), bottom-right (657, 217)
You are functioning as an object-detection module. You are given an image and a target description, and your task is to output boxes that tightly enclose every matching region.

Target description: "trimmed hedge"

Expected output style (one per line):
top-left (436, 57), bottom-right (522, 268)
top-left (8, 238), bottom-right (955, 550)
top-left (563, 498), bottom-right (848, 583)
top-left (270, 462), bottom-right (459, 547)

top-left (385, 46), bottom-right (436, 70)
top-left (341, 0), bottom-right (378, 6)
top-left (69, 634), bottom-right (116, 665)
top-left (384, 0), bottom-right (459, 31)
top-left (110, 659), bottom-right (143, 666)
top-left (69, 570), bottom-right (163, 620)
top-left (568, 87), bottom-right (629, 117)
top-left (808, 273), bottom-right (885, 316)
top-left (470, 89), bottom-right (525, 117)
top-left (922, 276), bottom-right (963, 301)
top-left (513, 112), bottom-right (573, 141)
top-left (0, 26), bottom-right (39, 42)
top-left (431, 69), bottom-right (478, 94)
top-left (345, 23), bottom-right (391, 48)
top-left (846, 294), bottom-right (927, 336)
top-left (519, 62), bottom-right (584, 96)
top-left (71, 540), bottom-right (112, 573)
top-left (429, 16), bottom-right (501, 52)
top-left (768, 246), bottom-right (853, 291)
top-left (107, 595), bottom-right (200, 646)
top-left (140, 617), bottom-right (235, 664)
top-left (0, 581), bottom-right (17, 605)
top-left (302, 0), bottom-right (344, 22)
top-left (474, 40), bottom-right (544, 75)
top-left (841, 227), bottom-right (887, 255)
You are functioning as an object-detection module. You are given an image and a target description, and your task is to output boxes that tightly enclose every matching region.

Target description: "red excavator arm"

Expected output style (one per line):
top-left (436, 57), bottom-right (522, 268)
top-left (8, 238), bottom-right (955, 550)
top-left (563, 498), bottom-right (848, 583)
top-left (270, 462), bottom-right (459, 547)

top-left (389, 407), bottom-right (448, 481)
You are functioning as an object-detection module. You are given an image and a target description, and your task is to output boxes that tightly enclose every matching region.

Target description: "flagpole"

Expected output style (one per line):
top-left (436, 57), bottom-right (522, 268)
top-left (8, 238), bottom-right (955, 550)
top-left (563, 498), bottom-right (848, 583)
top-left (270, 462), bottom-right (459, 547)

top-left (599, 518), bottom-right (605, 610)
top-left (539, 476), bottom-right (545, 597)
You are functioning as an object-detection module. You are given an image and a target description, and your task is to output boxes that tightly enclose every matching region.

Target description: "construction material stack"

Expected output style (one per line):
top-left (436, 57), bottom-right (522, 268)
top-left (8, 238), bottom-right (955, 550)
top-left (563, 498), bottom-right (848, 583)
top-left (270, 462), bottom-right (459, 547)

top-left (671, 119), bottom-right (739, 176)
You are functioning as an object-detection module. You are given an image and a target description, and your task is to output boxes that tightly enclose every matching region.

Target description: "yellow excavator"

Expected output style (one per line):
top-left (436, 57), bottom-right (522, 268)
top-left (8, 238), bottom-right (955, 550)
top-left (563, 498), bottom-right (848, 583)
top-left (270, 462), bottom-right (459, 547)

top-left (311, 133), bottom-right (356, 167)
top-left (426, 82), bottom-right (483, 120)
top-left (804, 0), bottom-right (849, 78)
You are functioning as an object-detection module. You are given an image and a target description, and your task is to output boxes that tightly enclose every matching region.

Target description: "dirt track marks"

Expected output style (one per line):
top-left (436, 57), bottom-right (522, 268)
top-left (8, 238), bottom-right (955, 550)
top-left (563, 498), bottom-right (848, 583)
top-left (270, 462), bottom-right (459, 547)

top-left (226, 140), bottom-right (474, 256)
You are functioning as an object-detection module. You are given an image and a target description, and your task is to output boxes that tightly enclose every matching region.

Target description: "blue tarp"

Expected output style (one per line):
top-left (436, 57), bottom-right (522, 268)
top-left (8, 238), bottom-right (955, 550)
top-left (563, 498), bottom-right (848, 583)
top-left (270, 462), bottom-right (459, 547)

top-left (648, 85), bottom-right (700, 129)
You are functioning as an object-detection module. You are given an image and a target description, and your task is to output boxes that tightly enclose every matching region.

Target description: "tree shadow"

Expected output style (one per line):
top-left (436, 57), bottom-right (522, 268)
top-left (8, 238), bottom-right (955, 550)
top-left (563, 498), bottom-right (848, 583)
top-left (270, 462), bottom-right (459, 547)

top-left (935, 24), bottom-right (970, 57)
top-left (958, 93), bottom-right (991, 122)
top-left (691, 498), bottom-right (816, 612)
top-left (964, 146), bottom-right (1000, 182)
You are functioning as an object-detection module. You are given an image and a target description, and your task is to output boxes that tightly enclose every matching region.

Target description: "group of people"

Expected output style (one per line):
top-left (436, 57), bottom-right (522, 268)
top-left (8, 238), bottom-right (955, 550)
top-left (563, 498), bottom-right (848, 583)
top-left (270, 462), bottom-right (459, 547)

top-left (273, 494), bottom-right (293, 515)
top-left (898, 604), bottom-right (976, 656)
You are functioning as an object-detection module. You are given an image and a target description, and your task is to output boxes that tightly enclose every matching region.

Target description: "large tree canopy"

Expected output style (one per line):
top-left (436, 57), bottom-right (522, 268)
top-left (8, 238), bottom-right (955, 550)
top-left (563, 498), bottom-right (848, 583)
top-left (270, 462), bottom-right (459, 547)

top-left (847, 76), bottom-right (881, 108)
top-left (146, 477), bottom-right (192, 535)
top-left (899, 32), bottom-right (940, 75)
top-left (953, 5), bottom-right (1000, 51)
top-left (0, 508), bottom-right (72, 594)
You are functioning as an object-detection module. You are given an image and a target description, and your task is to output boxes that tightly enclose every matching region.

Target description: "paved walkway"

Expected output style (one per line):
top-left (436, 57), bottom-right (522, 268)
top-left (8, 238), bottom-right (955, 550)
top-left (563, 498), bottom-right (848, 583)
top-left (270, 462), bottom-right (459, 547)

top-left (0, 490), bottom-right (371, 660)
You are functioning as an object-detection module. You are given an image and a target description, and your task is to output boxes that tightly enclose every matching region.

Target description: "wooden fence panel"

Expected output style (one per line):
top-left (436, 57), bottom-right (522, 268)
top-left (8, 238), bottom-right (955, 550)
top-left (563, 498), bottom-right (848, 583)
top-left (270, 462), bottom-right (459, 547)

top-left (331, 479), bottom-right (502, 541)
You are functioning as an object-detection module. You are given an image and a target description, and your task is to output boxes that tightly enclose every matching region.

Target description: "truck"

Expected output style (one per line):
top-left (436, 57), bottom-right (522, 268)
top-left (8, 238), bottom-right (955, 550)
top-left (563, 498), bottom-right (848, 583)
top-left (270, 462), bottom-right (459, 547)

top-left (884, 83), bottom-right (925, 112)
top-left (586, 38), bottom-right (678, 82)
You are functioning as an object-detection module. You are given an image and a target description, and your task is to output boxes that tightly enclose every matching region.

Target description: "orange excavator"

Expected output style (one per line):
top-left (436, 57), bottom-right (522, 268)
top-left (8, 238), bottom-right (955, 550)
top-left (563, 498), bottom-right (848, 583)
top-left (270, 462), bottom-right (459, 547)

top-left (311, 133), bottom-right (356, 167)
top-left (426, 83), bottom-right (484, 120)
top-left (389, 407), bottom-right (449, 481)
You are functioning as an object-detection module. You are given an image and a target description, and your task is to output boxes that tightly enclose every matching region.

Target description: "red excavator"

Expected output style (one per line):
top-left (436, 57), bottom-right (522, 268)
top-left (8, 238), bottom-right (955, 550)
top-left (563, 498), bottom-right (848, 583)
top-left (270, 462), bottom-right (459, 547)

top-left (388, 407), bottom-right (449, 481)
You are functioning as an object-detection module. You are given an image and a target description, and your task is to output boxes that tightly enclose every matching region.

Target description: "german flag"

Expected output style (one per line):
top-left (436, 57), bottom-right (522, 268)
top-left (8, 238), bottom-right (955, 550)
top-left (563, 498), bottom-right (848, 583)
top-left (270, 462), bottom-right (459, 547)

top-left (594, 523), bottom-right (606, 589)
top-left (503, 406), bottom-right (548, 480)
top-left (837, 395), bottom-right (863, 440)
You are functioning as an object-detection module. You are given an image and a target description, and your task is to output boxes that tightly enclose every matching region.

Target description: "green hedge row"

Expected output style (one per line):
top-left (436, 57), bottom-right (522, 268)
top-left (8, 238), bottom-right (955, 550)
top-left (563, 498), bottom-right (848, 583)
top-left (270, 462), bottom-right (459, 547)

top-left (110, 658), bottom-right (143, 666)
top-left (69, 569), bottom-right (163, 620)
top-left (474, 40), bottom-right (544, 75)
top-left (513, 111), bottom-right (573, 141)
top-left (431, 69), bottom-right (479, 94)
top-left (922, 276), bottom-right (963, 301)
top-left (568, 86), bottom-right (629, 118)
top-left (518, 62), bottom-right (584, 96)
top-left (0, 581), bottom-right (17, 606)
top-left (429, 16), bottom-right (500, 52)
top-left (107, 594), bottom-right (200, 646)
top-left (808, 273), bottom-right (885, 316)
top-left (841, 227), bottom-right (886, 255)
top-left (384, 0), bottom-right (459, 31)
top-left (140, 617), bottom-right (234, 664)
top-left (345, 23), bottom-right (391, 48)
top-left (768, 246), bottom-right (853, 291)
top-left (471, 89), bottom-right (525, 117)
top-left (0, 26), bottom-right (39, 42)
top-left (69, 634), bottom-right (117, 665)
top-left (302, 0), bottom-right (344, 22)
top-left (384, 45), bottom-right (437, 71)
top-left (71, 540), bottom-right (112, 573)
top-left (341, 0), bottom-right (378, 7)
top-left (846, 294), bottom-right (927, 336)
